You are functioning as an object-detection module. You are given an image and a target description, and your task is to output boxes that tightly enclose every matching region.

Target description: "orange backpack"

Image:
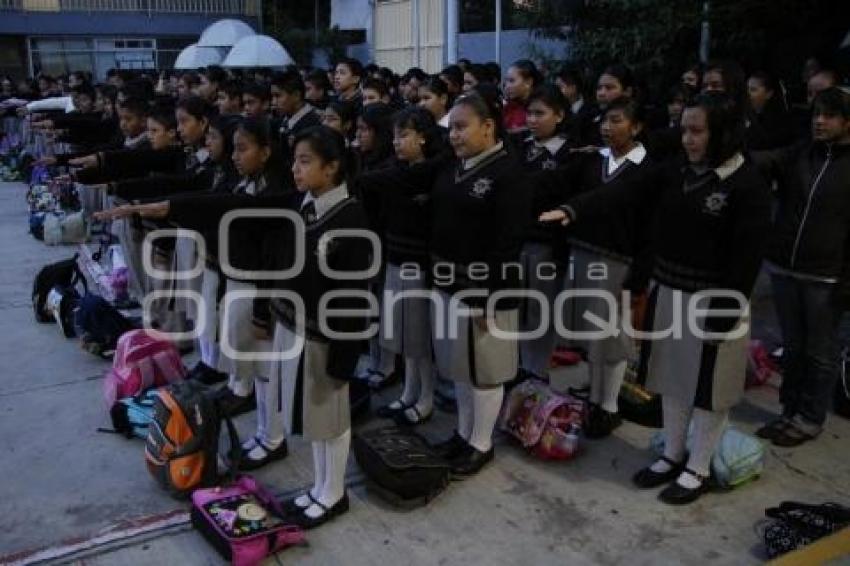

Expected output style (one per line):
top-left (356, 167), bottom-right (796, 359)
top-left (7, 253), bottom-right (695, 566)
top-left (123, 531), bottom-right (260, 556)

top-left (145, 381), bottom-right (240, 497)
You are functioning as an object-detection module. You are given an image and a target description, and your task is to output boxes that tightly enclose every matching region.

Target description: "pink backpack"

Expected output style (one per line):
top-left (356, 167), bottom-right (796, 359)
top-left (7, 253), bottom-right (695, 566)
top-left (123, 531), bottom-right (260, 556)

top-left (500, 379), bottom-right (585, 460)
top-left (191, 475), bottom-right (305, 565)
top-left (103, 329), bottom-right (186, 407)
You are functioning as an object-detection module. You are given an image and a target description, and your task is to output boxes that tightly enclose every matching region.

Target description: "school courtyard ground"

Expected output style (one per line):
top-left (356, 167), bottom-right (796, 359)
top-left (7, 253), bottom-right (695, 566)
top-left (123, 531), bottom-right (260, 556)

top-left (1, 179), bottom-right (849, 565)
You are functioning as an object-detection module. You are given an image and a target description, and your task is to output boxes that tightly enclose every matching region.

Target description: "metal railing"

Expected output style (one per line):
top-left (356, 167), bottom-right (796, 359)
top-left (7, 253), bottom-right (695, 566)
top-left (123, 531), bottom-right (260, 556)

top-left (0, 0), bottom-right (257, 15)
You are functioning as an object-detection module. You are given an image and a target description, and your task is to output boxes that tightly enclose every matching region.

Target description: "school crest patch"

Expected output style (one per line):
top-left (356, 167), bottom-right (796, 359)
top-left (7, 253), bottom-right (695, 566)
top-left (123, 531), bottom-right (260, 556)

top-left (470, 177), bottom-right (494, 198)
top-left (703, 191), bottom-right (728, 215)
top-left (541, 158), bottom-right (557, 170)
top-left (526, 146), bottom-right (543, 162)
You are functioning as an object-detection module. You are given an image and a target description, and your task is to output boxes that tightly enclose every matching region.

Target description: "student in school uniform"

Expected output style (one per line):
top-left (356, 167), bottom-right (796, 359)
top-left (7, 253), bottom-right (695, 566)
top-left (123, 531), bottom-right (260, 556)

top-left (270, 70), bottom-right (322, 172)
top-left (304, 68), bottom-right (332, 111)
top-left (358, 106), bottom-right (446, 425)
top-left (321, 100), bottom-right (358, 145)
top-left (745, 70), bottom-right (796, 152)
top-left (242, 82), bottom-right (271, 120)
top-left (262, 126), bottom-right (372, 527)
top-left (631, 92), bottom-right (771, 504)
top-left (353, 103), bottom-right (401, 389)
top-left (418, 76), bottom-right (452, 139)
top-left (515, 84), bottom-right (577, 382)
top-left (100, 117), bottom-right (290, 425)
top-left (586, 64), bottom-right (636, 147)
top-left (538, 97), bottom-right (657, 439)
top-left (361, 77), bottom-right (393, 107)
top-left (502, 59), bottom-right (543, 146)
top-left (360, 90), bottom-right (532, 476)
top-left (216, 79), bottom-right (244, 117)
top-left (333, 58), bottom-right (364, 109)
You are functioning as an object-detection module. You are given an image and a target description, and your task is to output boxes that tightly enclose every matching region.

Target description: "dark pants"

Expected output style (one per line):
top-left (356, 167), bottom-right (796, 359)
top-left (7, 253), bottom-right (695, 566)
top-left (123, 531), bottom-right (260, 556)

top-left (771, 273), bottom-right (841, 427)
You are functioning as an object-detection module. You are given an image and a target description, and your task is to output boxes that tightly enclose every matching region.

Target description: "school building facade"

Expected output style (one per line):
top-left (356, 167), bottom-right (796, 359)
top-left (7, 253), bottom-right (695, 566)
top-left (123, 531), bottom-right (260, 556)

top-left (0, 0), bottom-right (259, 79)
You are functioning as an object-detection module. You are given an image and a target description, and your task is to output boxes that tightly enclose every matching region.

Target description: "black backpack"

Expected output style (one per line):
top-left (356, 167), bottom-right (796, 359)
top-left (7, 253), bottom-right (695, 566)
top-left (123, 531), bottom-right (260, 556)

top-left (32, 255), bottom-right (87, 323)
top-left (74, 293), bottom-right (139, 358)
top-left (353, 427), bottom-right (450, 507)
top-left (145, 380), bottom-right (241, 498)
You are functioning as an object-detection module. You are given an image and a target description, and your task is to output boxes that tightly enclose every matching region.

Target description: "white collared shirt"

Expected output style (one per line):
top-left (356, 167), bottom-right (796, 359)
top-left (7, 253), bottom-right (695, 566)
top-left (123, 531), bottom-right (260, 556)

top-left (571, 97), bottom-right (585, 115)
top-left (714, 152), bottom-right (745, 181)
top-left (301, 182), bottom-right (349, 220)
top-left (285, 103), bottom-right (315, 132)
top-left (438, 114), bottom-right (450, 128)
top-left (600, 143), bottom-right (647, 175)
top-left (124, 131), bottom-right (148, 148)
top-left (463, 141), bottom-right (504, 171)
top-left (526, 135), bottom-right (567, 156)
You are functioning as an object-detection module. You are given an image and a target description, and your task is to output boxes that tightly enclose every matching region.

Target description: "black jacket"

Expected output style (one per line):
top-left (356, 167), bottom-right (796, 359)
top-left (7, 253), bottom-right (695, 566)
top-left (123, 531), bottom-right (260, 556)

top-left (766, 141), bottom-right (850, 292)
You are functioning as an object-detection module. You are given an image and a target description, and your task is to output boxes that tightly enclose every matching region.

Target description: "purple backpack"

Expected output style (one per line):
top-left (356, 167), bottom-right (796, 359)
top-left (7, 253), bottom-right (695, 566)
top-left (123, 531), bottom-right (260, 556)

top-left (191, 475), bottom-right (305, 565)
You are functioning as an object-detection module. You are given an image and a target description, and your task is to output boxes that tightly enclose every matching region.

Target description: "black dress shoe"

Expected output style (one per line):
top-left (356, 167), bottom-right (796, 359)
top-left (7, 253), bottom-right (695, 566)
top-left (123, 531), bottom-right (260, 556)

top-left (632, 456), bottom-right (686, 488)
top-left (584, 404), bottom-right (622, 439)
top-left (290, 493), bottom-right (350, 530)
top-left (430, 431), bottom-right (467, 460)
top-left (215, 387), bottom-right (257, 417)
top-left (658, 469), bottom-right (711, 505)
top-left (188, 361), bottom-right (228, 386)
top-left (238, 438), bottom-right (288, 471)
top-left (449, 442), bottom-right (494, 478)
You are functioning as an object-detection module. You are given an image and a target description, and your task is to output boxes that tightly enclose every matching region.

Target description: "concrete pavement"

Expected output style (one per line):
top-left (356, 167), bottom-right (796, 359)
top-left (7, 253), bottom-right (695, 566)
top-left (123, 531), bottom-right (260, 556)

top-left (1, 181), bottom-right (849, 566)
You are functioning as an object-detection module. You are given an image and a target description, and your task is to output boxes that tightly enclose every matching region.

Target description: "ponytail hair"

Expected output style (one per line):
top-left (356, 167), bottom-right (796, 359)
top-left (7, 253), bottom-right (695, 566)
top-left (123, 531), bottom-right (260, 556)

top-left (237, 116), bottom-right (285, 188)
top-left (457, 85), bottom-right (504, 141)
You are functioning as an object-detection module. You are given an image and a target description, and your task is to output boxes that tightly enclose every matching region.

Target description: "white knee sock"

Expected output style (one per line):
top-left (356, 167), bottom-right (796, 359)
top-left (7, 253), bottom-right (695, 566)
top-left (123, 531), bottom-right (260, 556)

top-left (413, 356), bottom-right (434, 414)
top-left (304, 430), bottom-right (351, 518)
top-left (255, 376), bottom-right (285, 447)
top-left (295, 442), bottom-right (326, 508)
top-left (455, 381), bottom-right (474, 441)
top-left (680, 408), bottom-right (728, 487)
top-left (399, 357), bottom-right (420, 406)
top-left (651, 395), bottom-right (693, 473)
top-left (228, 373), bottom-right (254, 397)
top-left (199, 338), bottom-right (219, 368)
top-left (600, 360), bottom-right (627, 413)
top-left (588, 363), bottom-right (603, 405)
top-left (468, 385), bottom-right (505, 453)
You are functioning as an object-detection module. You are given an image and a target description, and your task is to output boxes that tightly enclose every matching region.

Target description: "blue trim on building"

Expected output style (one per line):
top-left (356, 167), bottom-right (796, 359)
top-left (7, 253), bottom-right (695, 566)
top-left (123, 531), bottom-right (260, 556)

top-left (0, 11), bottom-right (257, 37)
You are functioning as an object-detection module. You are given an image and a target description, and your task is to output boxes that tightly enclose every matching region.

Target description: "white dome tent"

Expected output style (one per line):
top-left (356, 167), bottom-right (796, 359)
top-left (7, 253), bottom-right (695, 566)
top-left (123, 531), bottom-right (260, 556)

top-left (197, 18), bottom-right (256, 48)
top-left (222, 35), bottom-right (294, 69)
top-left (173, 44), bottom-right (224, 70)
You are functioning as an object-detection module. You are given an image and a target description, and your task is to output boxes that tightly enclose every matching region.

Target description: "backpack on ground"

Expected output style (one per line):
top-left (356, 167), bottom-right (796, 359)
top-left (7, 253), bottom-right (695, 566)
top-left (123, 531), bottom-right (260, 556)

top-left (352, 426), bottom-right (451, 507)
top-left (43, 211), bottom-right (88, 245)
top-left (759, 501), bottom-right (850, 558)
top-left (75, 293), bottom-right (139, 358)
top-left (145, 380), bottom-right (241, 497)
top-left (45, 284), bottom-right (82, 338)
top-left (650, 426), bottom-right (765, 489)
top-left (106, 388), bottom-right (160, 439)
top-left (499, 378), bottom-right (584, 460)
top-left (32, 254), bottom-right (87, 323)
top-left (191, 475), bottom-right (305, 566)
top-left (103, 329), bottom-right (186, 408)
